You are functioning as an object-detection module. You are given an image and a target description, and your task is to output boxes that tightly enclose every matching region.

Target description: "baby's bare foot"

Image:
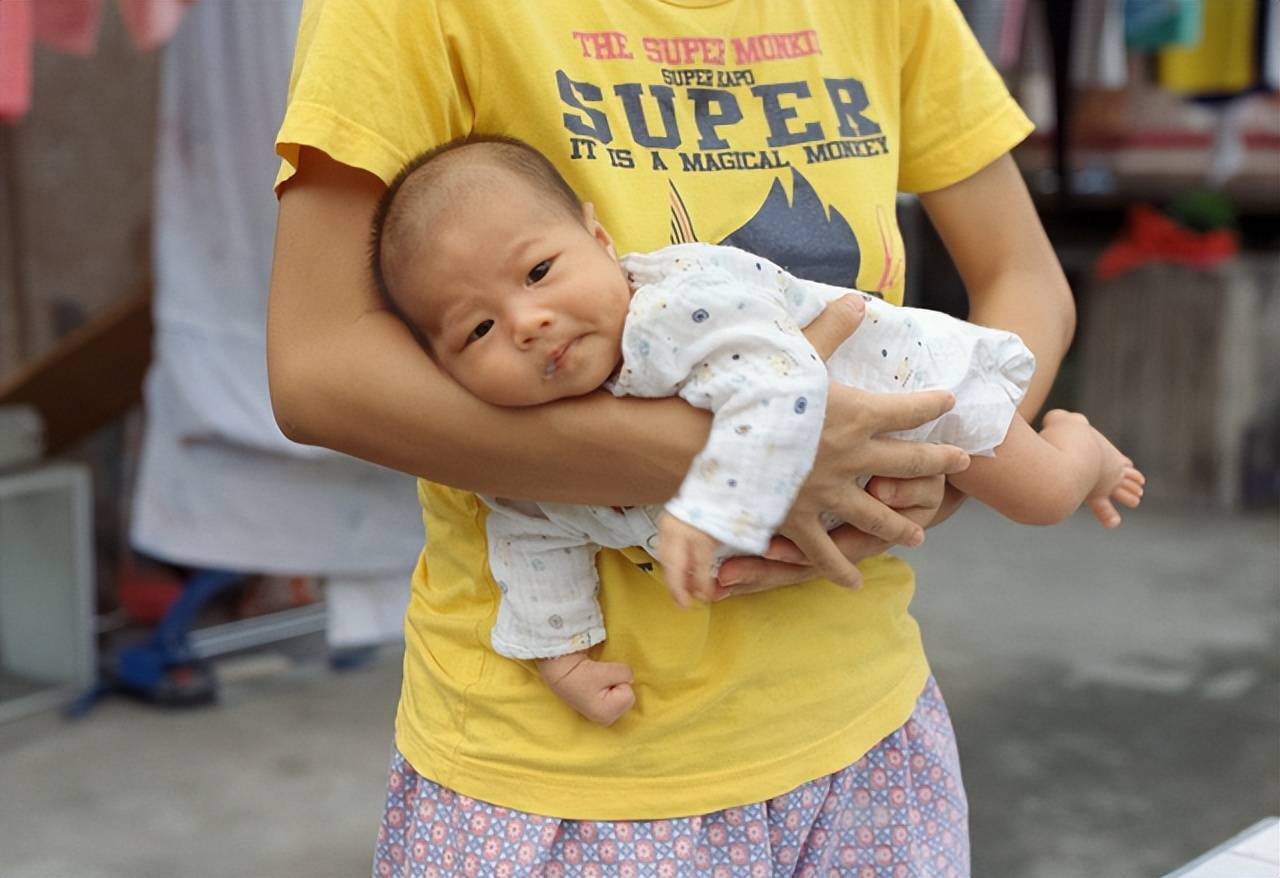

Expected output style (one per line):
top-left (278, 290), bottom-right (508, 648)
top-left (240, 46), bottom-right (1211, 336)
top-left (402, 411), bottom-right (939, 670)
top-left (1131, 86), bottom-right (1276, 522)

top-left (537, 652), bottom-right (635, 726)
top-left (1087, 427), bottom-right (1146, 528)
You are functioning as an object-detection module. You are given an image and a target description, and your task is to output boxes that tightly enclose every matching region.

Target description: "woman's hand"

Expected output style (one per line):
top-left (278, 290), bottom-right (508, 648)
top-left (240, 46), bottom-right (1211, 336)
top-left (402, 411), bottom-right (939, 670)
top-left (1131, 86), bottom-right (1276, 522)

top-left (715, 472), bottom-right (948, 597)
top-left (761, 295), bottom-right (969, 588)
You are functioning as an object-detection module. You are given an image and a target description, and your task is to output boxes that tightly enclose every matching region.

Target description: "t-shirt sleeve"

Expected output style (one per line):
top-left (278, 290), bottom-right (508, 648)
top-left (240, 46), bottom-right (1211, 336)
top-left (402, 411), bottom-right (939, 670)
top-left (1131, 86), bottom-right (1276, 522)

top-left (896, 0), bottom-right (1035, 193)
top-left (274, 0), bottom-right (473, 191)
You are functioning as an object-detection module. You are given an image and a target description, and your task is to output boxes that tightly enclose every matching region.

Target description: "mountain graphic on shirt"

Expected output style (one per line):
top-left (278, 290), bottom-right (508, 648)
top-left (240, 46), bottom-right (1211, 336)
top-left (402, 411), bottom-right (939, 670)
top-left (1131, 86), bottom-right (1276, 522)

top-left (667, 167), bottom-right (864, 293)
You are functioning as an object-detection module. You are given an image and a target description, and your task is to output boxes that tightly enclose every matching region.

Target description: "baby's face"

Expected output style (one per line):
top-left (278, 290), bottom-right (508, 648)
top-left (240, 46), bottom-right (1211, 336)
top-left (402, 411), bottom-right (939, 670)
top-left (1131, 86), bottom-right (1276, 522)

top-left (401, 173), bottom-right (632, 407)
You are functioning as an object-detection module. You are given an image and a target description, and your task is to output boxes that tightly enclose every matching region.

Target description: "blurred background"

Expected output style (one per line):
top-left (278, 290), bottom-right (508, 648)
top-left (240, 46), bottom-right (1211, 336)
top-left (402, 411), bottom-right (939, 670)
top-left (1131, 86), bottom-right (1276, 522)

top-left (0, 1), bottom-right (1276, 877)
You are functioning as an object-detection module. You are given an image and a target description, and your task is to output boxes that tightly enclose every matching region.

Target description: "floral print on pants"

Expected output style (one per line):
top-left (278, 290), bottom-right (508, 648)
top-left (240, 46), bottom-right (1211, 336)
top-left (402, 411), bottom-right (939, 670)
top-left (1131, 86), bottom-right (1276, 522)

top-left (374, 676), bottom-right (968, 877)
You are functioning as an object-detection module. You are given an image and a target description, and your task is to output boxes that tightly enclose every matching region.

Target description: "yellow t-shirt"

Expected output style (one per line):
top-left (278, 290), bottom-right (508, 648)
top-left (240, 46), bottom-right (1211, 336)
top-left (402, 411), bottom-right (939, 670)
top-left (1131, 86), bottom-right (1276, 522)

top-left (276, 0), bottom-right (1031, 819)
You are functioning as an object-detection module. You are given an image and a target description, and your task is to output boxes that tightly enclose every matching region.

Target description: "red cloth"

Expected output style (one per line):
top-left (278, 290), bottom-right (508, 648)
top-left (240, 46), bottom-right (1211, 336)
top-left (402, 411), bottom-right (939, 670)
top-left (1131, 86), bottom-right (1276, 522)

top-left (1, 0), bottom-right (192, 122)
top-left (34, 0), bottom-right (103, 55)
top-left (0, 0), bottom-right (34, 122)
top-left (34, 0), bottom-right (192, 56)
top-left (1095, 205), bottom-right (1239, 281)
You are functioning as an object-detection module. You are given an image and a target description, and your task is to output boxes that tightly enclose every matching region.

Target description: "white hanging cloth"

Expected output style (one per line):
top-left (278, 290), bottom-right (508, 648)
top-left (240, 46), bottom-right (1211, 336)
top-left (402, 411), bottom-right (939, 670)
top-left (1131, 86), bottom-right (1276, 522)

top-left (131, 0), bottom-right (423, 579)
top-left (1071, 0), bottom-right (1129, 88)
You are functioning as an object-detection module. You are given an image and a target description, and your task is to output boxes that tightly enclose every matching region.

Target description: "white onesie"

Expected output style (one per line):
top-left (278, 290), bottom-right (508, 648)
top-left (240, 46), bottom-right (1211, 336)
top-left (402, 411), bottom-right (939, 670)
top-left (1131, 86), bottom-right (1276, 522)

top-left (484, 243), bottom-right (1034, 660)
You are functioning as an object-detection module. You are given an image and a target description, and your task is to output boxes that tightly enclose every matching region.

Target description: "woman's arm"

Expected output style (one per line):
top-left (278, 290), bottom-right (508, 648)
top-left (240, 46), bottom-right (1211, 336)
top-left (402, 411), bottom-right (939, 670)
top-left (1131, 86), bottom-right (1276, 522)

top-left (268, 148), bottom-right (965, 532)
top-left (919, 153), bottom-right (1076, 418)
top-left (917, 153), bottom-right (1077, 527)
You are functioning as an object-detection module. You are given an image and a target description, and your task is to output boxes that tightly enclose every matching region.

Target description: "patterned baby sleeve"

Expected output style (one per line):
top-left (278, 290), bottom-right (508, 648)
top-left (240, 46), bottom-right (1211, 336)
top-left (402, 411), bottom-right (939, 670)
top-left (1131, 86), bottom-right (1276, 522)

top-left (482, 498), bottom-right (607, 660)
top-left (620, 265), bottom-right (830, 554)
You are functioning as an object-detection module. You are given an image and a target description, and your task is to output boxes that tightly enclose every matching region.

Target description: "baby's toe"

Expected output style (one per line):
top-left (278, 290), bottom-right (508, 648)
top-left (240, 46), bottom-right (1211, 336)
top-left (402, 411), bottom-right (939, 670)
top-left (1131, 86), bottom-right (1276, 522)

top-left (1088, 497), bottom-right (1121, 528)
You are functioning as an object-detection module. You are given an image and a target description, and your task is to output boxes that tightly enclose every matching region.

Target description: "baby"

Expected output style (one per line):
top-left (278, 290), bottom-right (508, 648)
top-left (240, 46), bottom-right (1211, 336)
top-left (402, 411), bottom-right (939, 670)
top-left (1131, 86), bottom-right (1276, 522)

top-left (369, 135), bottom-right (1145, 726)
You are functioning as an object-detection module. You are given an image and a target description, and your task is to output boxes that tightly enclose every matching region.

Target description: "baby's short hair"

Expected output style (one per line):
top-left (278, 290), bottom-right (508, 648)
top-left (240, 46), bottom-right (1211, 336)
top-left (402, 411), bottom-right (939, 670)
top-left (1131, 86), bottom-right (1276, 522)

top-left (369, 134), bottom-right (583, 328)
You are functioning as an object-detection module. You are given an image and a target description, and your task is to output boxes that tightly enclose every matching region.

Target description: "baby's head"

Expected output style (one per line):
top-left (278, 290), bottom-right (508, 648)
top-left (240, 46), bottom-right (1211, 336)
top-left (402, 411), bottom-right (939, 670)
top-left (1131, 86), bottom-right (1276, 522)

top-left (371, 135), bottom-right (632, 407)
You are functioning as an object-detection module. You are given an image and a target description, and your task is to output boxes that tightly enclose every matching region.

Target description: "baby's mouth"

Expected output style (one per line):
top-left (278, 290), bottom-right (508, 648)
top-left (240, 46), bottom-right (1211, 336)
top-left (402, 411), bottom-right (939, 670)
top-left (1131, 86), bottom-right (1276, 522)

top-left (545, 338), bottom-right (577, 378)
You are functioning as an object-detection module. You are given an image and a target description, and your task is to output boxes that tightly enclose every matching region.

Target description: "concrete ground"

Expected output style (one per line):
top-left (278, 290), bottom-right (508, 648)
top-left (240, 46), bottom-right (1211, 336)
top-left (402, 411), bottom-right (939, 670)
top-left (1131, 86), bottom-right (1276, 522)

top-left (911, 504), bottom-right (1279, 878)
top-left (0, 503), bottom-right (1276, 878)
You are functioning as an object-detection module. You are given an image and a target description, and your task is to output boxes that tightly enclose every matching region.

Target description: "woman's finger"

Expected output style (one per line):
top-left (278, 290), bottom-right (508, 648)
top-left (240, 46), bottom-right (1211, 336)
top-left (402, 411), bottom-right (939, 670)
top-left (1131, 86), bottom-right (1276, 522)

top-left (825, 486), bottom-right (926, 546)
top-left (717, 525), bottom-right (887, 596)
top-left (849, 386), bottom-right (958, 435)
top-left (790, 522), bottom-right (863, 590)
top-left (761, 535), bottom-right (809, 564)
top-left (801, 294), bottom-right (866, 360)
top-left (714, 558), bottom-right (814, 597)
top-left (852, 435), bottom-right (970, 479)
top-left (825, 524), bottom-right (890, 560)
top-left (866, 473), bottom-right (946, 510)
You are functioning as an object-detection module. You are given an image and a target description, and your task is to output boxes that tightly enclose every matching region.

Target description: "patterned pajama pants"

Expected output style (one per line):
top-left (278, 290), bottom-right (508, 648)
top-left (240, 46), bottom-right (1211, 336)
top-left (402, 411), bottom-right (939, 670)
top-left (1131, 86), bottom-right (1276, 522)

top-left (374, 677), bottom-right (969, 877)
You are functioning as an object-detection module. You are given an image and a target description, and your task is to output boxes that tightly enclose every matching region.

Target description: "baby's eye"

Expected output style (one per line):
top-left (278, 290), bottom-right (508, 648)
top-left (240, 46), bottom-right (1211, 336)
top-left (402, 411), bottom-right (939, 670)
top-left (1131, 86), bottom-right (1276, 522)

top-left (527, 260), bottom-right (551, 284)
top-left (467, 319), bottom-right (494, 344)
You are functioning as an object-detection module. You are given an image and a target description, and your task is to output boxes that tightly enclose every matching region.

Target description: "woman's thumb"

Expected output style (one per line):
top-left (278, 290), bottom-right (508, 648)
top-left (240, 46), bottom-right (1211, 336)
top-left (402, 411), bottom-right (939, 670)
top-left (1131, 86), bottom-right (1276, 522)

top-left (803, 294), bottom-right (865, 361)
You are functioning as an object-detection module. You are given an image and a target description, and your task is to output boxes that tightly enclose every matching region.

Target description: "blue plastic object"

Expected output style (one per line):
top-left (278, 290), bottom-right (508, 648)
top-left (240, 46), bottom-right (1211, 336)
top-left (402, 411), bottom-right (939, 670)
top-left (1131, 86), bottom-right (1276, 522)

top-left (70, 569), bottom-right (247, 714)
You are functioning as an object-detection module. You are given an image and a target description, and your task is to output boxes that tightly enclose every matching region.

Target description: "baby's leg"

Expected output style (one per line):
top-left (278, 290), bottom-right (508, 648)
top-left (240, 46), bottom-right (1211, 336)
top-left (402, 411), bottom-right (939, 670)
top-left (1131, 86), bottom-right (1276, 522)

top-left (537, 653), bottom-right (635, 726)
top-left (949, 411), bottom-right (1144, 527)
top-left (484, 501), bottom-right (636, 724)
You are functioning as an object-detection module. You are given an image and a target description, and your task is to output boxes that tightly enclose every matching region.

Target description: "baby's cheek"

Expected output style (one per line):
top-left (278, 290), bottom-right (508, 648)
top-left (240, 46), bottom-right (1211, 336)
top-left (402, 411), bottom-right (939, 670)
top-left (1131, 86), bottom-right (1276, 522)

top-left (465, 361), bottom-right (524, 406)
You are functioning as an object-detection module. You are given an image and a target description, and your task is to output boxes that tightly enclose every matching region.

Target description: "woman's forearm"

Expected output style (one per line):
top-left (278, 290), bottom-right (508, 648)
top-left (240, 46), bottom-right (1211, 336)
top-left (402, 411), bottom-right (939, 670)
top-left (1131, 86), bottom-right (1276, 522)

top-left (965, 267), bottom-right (1074, 418)
top-left (271, 310), bottom-right (709, 503)
top-left (919, 153), bottom-right (1076, 419)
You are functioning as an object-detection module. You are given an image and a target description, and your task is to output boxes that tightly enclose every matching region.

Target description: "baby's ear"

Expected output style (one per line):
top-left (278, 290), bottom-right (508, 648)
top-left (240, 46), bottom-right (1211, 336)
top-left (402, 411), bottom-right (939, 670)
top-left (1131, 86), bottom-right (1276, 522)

top-left (581, 202), bottom-right (616, 257)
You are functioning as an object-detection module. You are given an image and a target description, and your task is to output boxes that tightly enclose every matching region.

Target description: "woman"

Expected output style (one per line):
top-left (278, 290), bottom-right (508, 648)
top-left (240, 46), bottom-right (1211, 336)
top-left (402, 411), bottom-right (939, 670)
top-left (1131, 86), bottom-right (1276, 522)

top-left (267, 1), bottom-right (1074, 873)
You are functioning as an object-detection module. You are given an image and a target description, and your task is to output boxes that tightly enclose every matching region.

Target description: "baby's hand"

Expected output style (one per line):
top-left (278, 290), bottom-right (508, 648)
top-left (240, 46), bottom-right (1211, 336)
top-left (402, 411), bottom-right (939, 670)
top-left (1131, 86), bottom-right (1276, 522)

top-left (537, 652), bottom-right (635, 726)
top-left (656, 513), bottom-right (721, 607)
top-left (1085, 423), bottom-right (1146, 528)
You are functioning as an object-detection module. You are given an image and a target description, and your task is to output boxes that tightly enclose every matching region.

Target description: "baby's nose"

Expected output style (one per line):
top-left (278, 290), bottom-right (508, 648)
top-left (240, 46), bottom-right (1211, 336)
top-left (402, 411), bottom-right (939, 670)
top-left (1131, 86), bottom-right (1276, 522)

top-left (513, 310), bottom-right (553, 347)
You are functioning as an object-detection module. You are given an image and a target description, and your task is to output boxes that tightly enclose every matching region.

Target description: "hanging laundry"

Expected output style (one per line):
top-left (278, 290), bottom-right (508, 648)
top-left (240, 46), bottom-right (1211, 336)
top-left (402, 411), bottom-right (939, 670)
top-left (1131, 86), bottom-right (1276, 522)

top-left (1160, 0), bottom-right (1257, 95)
top-left (1126, 0), bottom-right (1202, 51)
top-left (1015, 0), bottom-right (1056, 128)
top-left (34, 0), bottom-right (192, 56)
top-left (116, 0), bottom-right (192, 52)
top-left (957, 0), bottom-right (999, 62)
top-left (1, 0), bottom-right (194, 122)
top-left (996, 0), bottom-right (1027, 71)
top-left (0, 0), bottom-right (33, 122)
top-left (33, 0), bottom-right (103, 55)
top-left (1263, 0), bottom-right (1279, 89)
top-left (132, 0), bottom-right (424, 582)
top-left (1072, 0), bottom-right (1129, 88)
top-left (957, 0), bottom-right (1026, 72)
